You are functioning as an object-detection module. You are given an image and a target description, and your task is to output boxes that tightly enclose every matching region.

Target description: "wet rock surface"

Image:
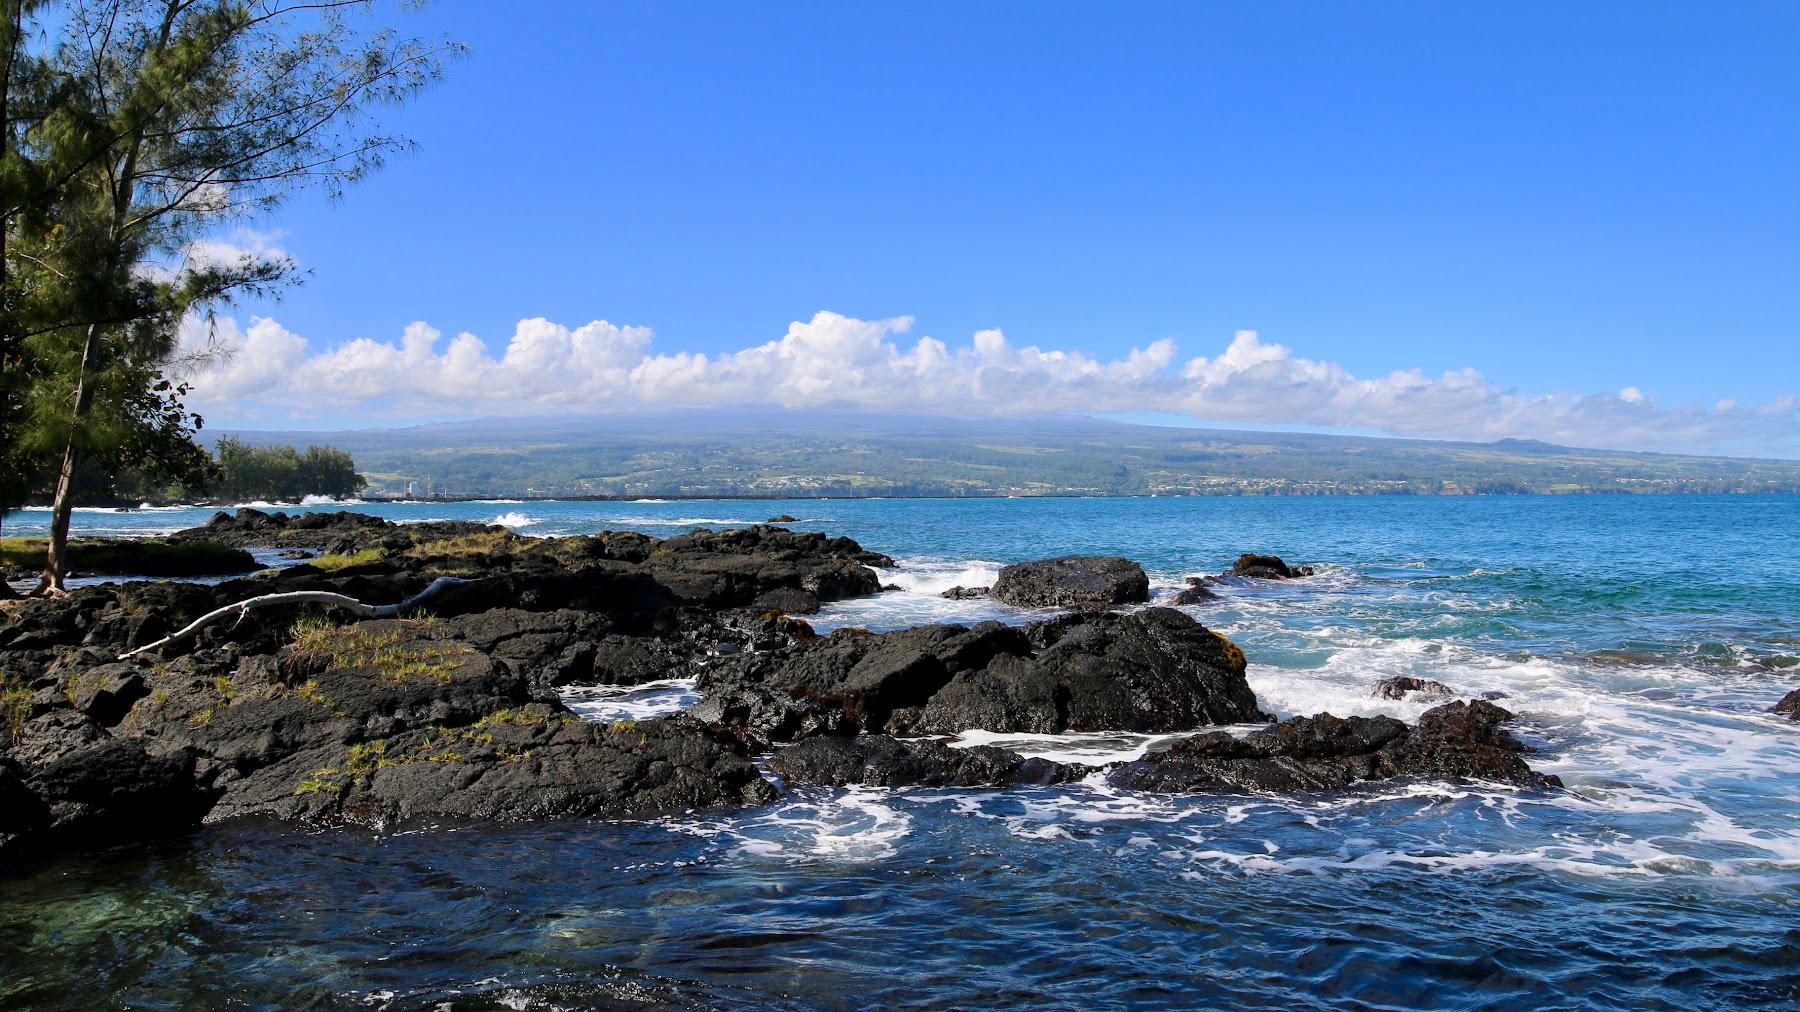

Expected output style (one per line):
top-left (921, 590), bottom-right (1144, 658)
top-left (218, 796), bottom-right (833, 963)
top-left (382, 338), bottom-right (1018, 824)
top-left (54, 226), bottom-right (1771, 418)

top-left (1374, 676), bottom-right (1454, 700)
top-left (773, 734), bottom-right (1079, 788)
top-left (989, 556), bottom-right (1149, 610)
top-left (0, 512), bottom-right (889, 859)
top-left (1773, 689), bottom-right (1800, 719)
top-left (1171, 577), bottom-right (1218, 605)
top-left (1110, 700), bottom-right (1560, 793)
top-left (1226, 553), bottom-right (1315, 580)
top-left (697, 607), bottom-right (1267, 745)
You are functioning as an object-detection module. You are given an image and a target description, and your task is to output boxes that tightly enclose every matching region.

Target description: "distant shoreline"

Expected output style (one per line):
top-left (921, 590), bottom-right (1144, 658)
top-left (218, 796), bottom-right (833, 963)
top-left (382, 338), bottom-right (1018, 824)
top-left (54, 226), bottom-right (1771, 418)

top-left (14, 487), bottom-right (1800, 514)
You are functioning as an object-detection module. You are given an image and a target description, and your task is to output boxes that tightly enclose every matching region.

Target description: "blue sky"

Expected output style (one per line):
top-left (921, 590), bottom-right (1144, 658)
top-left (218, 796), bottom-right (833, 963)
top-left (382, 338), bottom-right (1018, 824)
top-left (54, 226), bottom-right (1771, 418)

top-left (188, 1), bottom-right (1800, 456)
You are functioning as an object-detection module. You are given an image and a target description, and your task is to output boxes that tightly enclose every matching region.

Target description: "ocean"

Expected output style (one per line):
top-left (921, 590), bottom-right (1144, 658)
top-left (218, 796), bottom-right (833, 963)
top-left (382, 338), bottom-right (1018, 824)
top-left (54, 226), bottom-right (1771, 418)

top-left (3, 494), bottom-right (1797, 1008)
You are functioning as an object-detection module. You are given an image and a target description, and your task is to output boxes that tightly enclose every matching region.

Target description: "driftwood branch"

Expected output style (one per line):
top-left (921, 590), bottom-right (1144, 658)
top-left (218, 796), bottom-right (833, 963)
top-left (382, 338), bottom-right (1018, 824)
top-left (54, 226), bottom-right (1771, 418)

top-left (119, 576), bottom-right (468, 660)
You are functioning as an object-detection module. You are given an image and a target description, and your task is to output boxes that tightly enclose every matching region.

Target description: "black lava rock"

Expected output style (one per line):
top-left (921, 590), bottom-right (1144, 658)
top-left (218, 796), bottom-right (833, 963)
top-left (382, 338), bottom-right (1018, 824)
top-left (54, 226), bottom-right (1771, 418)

top-left (1109, 700), bottom-right (1559, 794)
top-left (773, 734), bottom-right (1082, 788)
top-left (1373, 676), bottom-right (1454, 700)
top-left (1772, 689), bottom-right (1800, 719)
top-left (1225, 553), bottom-right (1315, 580)
top-left (990, 556), bottom-right (1150, 610)
top-left (697, 607), bottom-right (1265, 745)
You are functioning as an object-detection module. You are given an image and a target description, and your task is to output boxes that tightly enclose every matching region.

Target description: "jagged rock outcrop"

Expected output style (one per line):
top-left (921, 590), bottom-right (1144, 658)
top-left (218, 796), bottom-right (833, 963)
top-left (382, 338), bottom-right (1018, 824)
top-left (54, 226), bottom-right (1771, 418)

top-left (989, 556), bottom-right (1150, 610)
top-left (697, 607), bottom-right (1265, 746)
top-left (772, 734), bottom-right (1080, 788)
top-left (1225, 553), bottom-right (1314, 580)
top-left (940, 586), bottom-right (989, 600)
top-left (1109, 700), bottom-right (1559, 793)
top-left (0, 512), bottom-right (902, 859)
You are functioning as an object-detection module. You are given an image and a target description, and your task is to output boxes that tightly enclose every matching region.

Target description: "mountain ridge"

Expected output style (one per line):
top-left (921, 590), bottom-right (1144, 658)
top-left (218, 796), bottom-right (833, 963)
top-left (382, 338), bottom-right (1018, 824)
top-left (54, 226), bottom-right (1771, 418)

top-left (215, 411), bottom-right (1800, 498)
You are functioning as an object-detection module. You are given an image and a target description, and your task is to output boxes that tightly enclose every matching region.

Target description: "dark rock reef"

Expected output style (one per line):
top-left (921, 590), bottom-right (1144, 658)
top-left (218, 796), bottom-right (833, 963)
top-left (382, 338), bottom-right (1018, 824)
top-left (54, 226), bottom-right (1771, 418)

top-left (0, 509), bottom-right (1562, 865)
top-left (1226, 553), bottom-right (1315, 580)
top-left (773, 734), bottom-right (1077, 788)
top-left (1110, 700), bottom-right (1559, 793)
top-left (695, 607), bottom-right (1266, 745)
top-left (0, 511), bottom-right (887, 860)
top-left (989, 555), bottom-right (1150, 610)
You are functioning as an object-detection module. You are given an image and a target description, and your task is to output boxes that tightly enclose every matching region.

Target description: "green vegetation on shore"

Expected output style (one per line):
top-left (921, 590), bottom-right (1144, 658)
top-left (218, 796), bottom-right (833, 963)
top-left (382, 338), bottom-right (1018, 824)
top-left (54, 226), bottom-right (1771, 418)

top-left (7, 438), bottom-right (369, 509)
top-left (207, 438), bottom-right (367, 502)
top-left (0, 538), bottom-right (257, 577)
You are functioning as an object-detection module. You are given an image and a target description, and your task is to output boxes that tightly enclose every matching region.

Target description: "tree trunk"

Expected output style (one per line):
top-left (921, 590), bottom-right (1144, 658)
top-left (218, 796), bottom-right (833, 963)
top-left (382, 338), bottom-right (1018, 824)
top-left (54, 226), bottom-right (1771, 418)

top-left (36, 322), bottom-right (101, 595)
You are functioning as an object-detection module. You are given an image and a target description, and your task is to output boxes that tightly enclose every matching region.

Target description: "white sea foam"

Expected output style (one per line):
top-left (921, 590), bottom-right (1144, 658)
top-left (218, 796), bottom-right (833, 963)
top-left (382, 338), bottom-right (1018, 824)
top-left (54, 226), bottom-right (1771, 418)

top-left (690, 787), bottom-right (916, 863)
top-left (604, 515), bottom-right (756, 527)
top-left (809, 555), bottom-right (1059, 632)
top-left (884, 559), bottom-right (1004, 595)
top-left (560, 679), bottom-right (698, 722)
top-left (947, 728), bottom-right (1233, 765)
top-left (491, 511), bottom-right (536, 528)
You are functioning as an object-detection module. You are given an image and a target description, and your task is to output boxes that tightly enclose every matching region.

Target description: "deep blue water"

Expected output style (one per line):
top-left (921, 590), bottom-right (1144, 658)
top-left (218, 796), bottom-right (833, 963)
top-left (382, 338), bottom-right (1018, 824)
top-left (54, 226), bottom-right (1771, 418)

top-left (3, 495), bottom-right (1798, 1008)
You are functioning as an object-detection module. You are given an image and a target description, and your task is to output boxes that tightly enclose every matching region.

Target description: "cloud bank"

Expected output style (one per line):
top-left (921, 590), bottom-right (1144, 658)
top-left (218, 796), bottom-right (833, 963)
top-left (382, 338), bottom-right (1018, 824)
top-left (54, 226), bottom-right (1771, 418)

top-left (175, 311), bottom-right (1800, 457)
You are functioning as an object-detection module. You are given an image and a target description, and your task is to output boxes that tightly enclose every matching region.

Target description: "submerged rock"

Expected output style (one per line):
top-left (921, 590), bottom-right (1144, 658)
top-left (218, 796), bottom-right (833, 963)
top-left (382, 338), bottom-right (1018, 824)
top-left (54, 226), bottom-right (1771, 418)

top-left (940, 585), bottom-right (989, 600)
top-left (989, 556), bottom-right (1150, 610)
top-left (1373, 676), bottom-right (1454, 700)
top-left (1109, 700), bottom-right (1559, 793)
top-left (766, 514), bottom-right (797, 523)
top-left (1772, 689), bottom-right (1800, 719)
top-left (1226, 553), bottom-right (1314, 580)
top-left (1171, 577), bottom-right (1218, 606)
top-left (698, 607), bottom-right (1265, 744)
top-left (773, 734), bottom-right (1080, 788)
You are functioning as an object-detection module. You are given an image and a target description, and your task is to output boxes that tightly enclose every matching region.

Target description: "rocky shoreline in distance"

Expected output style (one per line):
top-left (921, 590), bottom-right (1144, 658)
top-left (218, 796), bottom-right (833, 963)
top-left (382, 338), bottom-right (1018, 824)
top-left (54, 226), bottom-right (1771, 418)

top-left (1, 509), bottom-right (1576, 863)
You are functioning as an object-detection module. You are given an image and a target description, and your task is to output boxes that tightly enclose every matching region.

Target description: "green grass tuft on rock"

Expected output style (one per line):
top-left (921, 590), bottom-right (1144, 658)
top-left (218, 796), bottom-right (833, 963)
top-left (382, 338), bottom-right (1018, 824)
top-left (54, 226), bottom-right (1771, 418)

top-left (304, 548), bottom-right (385, 571)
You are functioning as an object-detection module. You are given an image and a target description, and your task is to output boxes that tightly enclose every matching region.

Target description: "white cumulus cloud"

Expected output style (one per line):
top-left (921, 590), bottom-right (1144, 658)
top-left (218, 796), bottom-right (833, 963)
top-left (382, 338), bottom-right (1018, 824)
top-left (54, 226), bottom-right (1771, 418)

top-left (172, 310), bottom-right (1800, 457)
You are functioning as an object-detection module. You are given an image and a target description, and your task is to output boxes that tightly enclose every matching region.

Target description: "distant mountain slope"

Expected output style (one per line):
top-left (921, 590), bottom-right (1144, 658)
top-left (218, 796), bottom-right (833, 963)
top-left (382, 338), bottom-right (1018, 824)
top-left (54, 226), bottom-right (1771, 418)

top-left (222, 411), bottom-right (1800, 497)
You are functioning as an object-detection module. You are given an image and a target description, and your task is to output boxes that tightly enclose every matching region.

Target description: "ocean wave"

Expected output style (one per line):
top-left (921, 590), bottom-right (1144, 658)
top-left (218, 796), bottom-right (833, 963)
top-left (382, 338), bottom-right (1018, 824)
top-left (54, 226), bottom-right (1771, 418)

top-left (882, 558), bottom-right (1005, 596)
top-left (491, 512), bottom-right (536, 528)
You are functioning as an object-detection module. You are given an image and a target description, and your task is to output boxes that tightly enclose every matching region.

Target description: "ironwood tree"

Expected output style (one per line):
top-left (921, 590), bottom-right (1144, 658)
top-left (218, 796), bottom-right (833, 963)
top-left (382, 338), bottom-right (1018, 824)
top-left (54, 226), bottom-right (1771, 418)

top-left (1, 0), bottom-right (454, 594)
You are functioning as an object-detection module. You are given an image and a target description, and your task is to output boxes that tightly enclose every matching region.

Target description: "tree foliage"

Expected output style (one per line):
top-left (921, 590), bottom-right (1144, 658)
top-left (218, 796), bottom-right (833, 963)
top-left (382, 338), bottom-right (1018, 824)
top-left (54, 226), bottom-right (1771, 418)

top-left (210, 436), bottom-right (363, 500)
top-left (1, 0), bottom-right (454, 590)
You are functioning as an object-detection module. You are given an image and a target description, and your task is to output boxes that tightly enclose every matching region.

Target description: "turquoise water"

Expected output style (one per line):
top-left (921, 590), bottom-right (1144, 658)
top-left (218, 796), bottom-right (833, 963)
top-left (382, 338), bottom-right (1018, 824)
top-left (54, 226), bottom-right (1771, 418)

top-left (3, 495), bottom-right (1798, 1007)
